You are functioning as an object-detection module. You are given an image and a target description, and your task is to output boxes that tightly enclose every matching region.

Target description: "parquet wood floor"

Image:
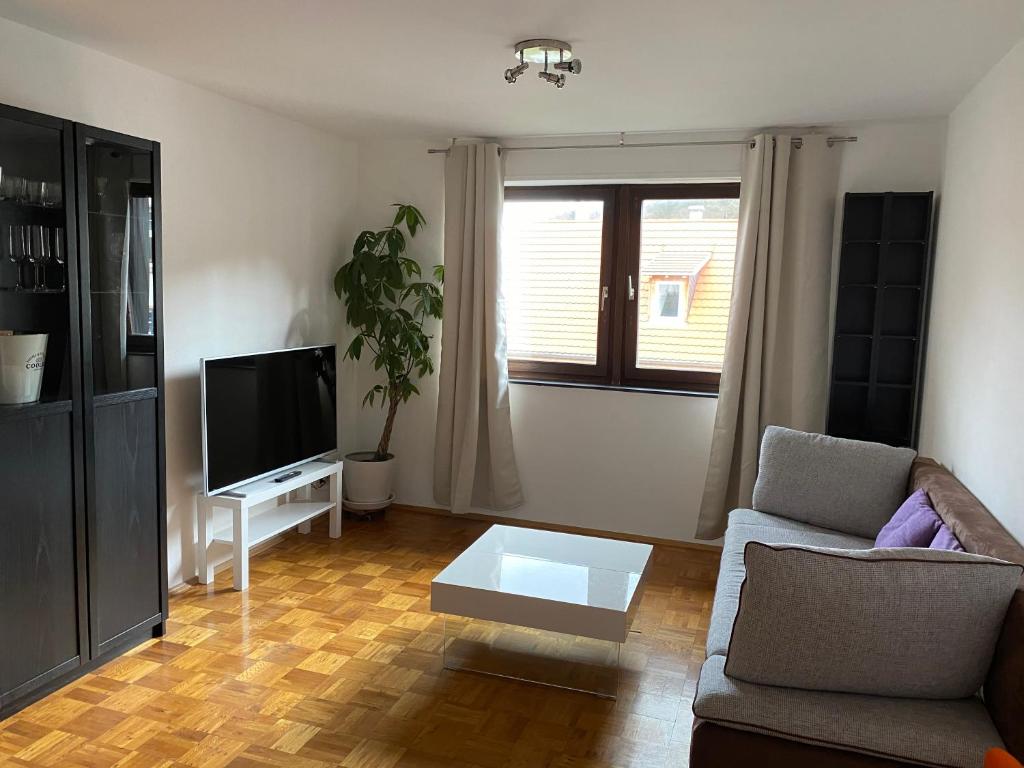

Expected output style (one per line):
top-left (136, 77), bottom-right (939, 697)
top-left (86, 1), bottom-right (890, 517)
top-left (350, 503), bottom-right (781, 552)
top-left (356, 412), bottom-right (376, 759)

top-left (0, 510), bottom-right (720, 768)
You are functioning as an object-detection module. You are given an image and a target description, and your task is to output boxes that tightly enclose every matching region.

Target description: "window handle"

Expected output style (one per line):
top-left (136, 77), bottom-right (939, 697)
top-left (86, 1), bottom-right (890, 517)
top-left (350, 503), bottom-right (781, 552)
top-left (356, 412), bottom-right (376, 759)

top-left (628, 275), bottom-right (636, 301)
top-left (600, 285), bottom-right (609, 311)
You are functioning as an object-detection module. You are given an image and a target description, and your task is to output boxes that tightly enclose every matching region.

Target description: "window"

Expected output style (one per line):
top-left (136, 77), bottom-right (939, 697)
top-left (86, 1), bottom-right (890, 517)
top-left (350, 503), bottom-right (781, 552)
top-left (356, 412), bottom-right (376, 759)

top-left (649, 280), bottom-right (685, 324)
top-left (502, 183), bottom-right (740, 392)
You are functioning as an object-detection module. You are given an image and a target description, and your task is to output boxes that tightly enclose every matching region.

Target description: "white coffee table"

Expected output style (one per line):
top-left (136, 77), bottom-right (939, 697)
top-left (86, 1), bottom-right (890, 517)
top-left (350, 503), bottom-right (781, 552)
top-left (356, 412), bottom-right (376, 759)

top-left (431, 524), bottom-right (653, 697)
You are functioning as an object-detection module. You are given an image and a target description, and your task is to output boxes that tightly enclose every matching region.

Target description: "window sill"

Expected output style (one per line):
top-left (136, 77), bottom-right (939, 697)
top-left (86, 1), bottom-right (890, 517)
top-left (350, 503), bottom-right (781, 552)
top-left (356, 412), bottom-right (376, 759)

top-left (509, 378), bottom-right (719, 399)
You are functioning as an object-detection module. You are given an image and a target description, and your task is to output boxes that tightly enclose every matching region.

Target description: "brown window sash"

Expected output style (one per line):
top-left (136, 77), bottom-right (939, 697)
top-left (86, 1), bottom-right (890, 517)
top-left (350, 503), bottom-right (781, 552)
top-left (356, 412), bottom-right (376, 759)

top-left (504, 182), bottom-right (740, 394)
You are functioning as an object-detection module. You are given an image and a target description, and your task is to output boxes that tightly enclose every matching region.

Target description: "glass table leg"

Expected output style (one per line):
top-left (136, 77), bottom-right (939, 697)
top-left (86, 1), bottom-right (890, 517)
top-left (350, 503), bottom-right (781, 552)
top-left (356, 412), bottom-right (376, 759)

top-left (440, 614), bottom-right (622, 699)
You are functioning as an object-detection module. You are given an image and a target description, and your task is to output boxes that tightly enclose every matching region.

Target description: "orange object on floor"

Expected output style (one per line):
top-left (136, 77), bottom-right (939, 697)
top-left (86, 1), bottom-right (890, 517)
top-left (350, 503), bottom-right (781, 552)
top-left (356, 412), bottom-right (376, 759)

top-left (986, 749), bottom-right (1024, 768)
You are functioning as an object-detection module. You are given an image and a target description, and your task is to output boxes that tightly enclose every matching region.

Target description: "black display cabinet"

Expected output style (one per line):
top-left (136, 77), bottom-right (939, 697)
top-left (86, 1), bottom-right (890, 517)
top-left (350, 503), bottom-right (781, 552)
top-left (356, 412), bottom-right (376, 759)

top-left (827, 192), bottom-right (934, 448)
top-left (0, 103), bottom-right (166, 717)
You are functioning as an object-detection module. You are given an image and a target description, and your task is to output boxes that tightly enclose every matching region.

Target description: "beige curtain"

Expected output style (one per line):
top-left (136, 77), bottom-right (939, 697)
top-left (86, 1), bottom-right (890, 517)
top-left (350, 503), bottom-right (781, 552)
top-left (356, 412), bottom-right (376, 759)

top-left (433, 143), bottom-right (524, 513)
top-left (696, 134), bottom-right (840, 539)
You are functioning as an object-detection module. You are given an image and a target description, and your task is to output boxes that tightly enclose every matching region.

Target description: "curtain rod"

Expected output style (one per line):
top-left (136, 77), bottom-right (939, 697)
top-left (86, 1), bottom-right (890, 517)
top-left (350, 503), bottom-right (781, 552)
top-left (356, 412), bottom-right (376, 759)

top-left (426, 134), bottom-right (858, 155)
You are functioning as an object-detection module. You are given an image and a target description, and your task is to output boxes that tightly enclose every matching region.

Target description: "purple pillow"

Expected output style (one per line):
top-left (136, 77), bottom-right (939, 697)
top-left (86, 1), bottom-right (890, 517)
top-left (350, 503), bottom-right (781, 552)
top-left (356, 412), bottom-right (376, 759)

top-left (874, 489), bottom-right (942, 548)
top-left (930, 524), bottom-right (965, 552)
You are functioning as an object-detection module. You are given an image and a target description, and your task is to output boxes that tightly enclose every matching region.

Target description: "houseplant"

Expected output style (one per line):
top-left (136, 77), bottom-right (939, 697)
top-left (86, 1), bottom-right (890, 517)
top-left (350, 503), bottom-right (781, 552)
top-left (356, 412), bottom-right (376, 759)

top-left (334, 203), bottom-right (443, 505)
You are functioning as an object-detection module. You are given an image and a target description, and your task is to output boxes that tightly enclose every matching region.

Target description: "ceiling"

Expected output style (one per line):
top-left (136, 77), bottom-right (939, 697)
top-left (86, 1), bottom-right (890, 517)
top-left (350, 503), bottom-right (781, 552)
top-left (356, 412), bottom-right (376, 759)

top-left (1, 0), bottom-right (1022, 140)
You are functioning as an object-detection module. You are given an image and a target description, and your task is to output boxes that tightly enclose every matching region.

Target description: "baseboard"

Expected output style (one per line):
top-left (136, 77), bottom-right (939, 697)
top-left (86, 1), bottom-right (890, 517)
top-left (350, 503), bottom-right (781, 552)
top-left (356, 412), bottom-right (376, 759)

top-left (391, 503), bottom-right (722, 553)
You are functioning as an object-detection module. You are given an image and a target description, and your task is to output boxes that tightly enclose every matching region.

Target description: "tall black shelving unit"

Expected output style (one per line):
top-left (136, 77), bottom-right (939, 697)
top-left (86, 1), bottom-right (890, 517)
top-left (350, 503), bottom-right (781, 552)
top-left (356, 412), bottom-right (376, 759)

top-left (827, 192), bottom-right (934, 448)
top-left (0, 103), bottom-right (166, 718)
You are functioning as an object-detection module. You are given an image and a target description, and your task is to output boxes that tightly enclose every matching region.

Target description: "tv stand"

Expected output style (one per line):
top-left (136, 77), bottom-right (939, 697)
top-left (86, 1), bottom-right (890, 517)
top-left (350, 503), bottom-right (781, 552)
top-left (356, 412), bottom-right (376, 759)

top-left (196, 459), bottom-right (342, 591)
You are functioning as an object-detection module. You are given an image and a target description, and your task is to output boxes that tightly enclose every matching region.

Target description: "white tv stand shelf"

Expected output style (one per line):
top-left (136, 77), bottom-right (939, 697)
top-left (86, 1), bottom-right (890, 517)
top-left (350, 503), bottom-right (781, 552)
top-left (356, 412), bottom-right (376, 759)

top-left (197, 458), bottom-right (342, 591)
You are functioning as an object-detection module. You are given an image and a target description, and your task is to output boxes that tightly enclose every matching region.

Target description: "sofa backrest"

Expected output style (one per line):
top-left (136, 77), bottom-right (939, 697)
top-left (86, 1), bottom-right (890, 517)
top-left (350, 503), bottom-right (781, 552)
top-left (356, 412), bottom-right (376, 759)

top-left (910, 458), bottom-right (1024, 759)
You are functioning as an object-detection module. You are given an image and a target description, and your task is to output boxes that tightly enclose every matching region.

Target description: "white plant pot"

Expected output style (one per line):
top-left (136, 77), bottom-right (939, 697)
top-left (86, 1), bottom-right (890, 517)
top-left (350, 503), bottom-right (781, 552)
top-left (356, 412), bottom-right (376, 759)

top-left (343, 452), bottom-right (396, 504)
top-left (0, 333), bottom-right (48, 405)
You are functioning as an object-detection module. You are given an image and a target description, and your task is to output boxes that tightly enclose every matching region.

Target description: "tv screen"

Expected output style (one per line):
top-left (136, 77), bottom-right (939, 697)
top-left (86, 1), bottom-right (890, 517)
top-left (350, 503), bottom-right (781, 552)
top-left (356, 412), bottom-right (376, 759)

top-left (202, 344), bottom-right (336, 495)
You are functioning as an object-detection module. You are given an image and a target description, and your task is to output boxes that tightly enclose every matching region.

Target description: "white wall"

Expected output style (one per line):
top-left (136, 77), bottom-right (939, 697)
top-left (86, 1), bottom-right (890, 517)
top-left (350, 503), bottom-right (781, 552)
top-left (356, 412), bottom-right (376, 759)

top-left (351, 121), bottom-right (946, 544)
top-left (919, 40), bottom-right (1024, 544)
top-left (0, 18), bottom-right (959, 583)
top-left (0, 18), bottom-right (359, 587)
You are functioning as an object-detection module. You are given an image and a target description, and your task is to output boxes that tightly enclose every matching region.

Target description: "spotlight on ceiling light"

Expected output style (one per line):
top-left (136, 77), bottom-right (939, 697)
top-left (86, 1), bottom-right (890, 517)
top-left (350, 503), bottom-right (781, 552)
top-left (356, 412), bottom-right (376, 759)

top-left (538, 71), bottom-right (566, 88)
top-left (505, 38), bottom-right (580, 89)
top-left (504, 61), bottom-right (529, 84)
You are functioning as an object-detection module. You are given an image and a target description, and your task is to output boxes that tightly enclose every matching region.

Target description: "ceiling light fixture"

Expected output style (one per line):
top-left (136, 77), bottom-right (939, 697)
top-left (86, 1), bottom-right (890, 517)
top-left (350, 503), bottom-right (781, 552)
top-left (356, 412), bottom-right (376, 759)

top-left (504, 61), bottom-right (529, 84)
top-left (505, 39), bottom-right (582, 89)
top-left (538, 71), bottom-right (566, 88)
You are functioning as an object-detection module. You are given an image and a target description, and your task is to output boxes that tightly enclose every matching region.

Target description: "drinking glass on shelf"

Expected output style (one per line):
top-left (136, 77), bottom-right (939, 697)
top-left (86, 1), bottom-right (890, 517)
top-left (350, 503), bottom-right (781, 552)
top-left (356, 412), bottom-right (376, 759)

top-left (1, 174), bottom-right (25, 202)
top-left (24, 225), bottom-right (43, 289)
top-left (41, 181), bottom-right (62, 208)
top-left (25, 180), bottom-right (43, 206)
top-left (53, 228), bottom-right (66, 290)
top-left (6, 225), bottom-right (23, 291)
top-left (13, 225), bottom-right (32, 289)
top-left (37, 226), bottom-right (52, 290)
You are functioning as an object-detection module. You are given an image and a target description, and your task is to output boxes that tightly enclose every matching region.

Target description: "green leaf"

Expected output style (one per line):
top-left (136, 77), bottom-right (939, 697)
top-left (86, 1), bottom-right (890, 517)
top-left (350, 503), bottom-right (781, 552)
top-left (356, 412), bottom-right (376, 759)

top-left (408, 205), bottom-right (426, 232)
top-left (333, 266), bottom-right (348, 300)
top-left (345, 335), bottom-right (363, 361)
top-left (401, 257), bottom-right (421, 278)
top-left (353, 230), bottom-right (377, 256)
top-left (386, 227), bottom-right (405, 255)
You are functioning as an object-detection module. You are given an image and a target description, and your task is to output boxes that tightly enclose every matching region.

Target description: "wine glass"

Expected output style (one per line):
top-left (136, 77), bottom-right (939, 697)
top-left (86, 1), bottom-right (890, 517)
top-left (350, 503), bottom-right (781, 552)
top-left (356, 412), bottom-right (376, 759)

top-left (53, 228), bottom-right (66, 291)
top-left (6, 225), bottom-right (23, 291)
top-left (25, 180), bottom-right (43, 206)
top-left (1, 175), bottom-right (24, 201)
top-left (37, 226), bottom-right (51, 290)
top-left (41, 181), bottom-right (62, 208)
top-left (14, 225), bottom-right (32, 289)
top-left (23, 225), bottom-right (44, 290)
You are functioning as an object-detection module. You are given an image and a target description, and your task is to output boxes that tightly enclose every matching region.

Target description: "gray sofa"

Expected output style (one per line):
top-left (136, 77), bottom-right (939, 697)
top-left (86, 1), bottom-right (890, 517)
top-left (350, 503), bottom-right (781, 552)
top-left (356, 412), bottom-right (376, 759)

top-left (690, 428), bottom-right (1024, 768)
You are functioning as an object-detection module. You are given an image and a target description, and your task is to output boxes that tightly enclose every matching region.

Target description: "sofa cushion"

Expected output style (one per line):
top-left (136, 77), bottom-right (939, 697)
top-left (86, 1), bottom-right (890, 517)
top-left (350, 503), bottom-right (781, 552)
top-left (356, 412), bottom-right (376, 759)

top-left (725, 543), bottom-right (1023, 699)
top-left (706, 520), bottom-right (873, 657)
top-left (728, 507), bottom-right (860, 533)
top-left (874, 489), bottom-right (943, 548)
top-left (752, 426), bottom-right (917, 538)
top-left (693, 654), bottom-right (1004, 768)
top-left (930, 524), bottom-right (965, 552)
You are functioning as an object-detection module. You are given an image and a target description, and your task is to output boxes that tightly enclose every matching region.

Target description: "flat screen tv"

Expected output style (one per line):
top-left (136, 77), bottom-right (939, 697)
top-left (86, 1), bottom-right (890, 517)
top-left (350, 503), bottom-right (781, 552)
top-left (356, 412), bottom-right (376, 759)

top-left (201, 344), bottom-right (337, 496)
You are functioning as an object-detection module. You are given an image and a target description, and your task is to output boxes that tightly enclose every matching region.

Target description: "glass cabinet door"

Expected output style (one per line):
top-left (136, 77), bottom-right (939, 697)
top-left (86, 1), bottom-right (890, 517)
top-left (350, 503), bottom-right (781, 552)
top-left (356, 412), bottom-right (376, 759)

top-left (0, 111), bottom-right (74, 402)
top-left (77, 124), bottom-right (164, 658)
top-left (82, 135), bottom-right (156, 395)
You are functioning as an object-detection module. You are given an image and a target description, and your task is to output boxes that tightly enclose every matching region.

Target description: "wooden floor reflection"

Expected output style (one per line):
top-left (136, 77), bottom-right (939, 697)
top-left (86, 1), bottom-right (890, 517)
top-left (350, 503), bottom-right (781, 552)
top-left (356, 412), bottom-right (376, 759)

top-left (442, 617), bottom-right (622, 699)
